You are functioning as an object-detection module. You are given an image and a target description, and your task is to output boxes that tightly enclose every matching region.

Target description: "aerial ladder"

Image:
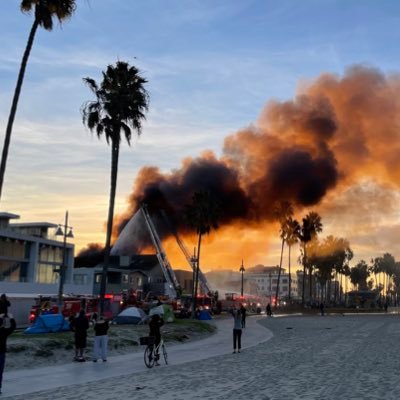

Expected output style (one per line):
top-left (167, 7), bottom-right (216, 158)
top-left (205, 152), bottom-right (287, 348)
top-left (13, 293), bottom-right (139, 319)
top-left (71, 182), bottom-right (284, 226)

top-left (140, 205), bottom-right (181, 299)
top-left (160, 210), bottom-right (212, 295)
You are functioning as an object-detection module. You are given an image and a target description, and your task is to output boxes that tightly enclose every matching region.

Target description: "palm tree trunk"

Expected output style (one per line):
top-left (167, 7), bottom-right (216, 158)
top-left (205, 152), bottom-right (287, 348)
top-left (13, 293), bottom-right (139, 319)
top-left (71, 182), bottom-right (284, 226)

top-left (302, 244), bottom-right (306, 305)
top-left (288, 245), bottom-right (292, 301)
top-left (275, 238), bottom-right (285, 308)
top-left (340, 273), bottom-right (343, 303)
top-left (100, 141), bottom-right (119, 315)
top-left (192, 233), bottom-right (202, 318)
top-left (0, 19), bottom-right (39, 201)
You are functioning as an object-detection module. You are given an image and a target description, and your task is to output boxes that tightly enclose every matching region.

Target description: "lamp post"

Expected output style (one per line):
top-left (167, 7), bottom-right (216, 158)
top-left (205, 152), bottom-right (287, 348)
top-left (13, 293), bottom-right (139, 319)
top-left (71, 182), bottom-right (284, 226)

top-left (240, 259), bottom-right (245, 297)
top-left (55, 211), bottom-right (74, 307)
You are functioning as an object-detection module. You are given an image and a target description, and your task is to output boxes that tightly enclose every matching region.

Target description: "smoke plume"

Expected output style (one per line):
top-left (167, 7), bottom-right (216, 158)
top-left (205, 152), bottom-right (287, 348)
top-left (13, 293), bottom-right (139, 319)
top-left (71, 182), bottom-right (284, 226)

top-left (101, 65), bottom-right (400, 265)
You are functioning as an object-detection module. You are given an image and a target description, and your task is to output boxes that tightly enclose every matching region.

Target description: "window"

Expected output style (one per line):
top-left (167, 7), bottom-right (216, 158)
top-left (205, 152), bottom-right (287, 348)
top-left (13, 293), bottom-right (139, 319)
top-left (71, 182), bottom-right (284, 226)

top-left (0, 238), bottom-right (27, 258)
top-left (73, 274), bottom-right (88, 285)
top-left (36, 263), bottom-right (58, 284)
top-left (0, 260), bottom-right (28, 282)
top-left (122, 274), bottom-right (129, 283)
top-left (39, 246), bottom-right (63, 264)
top-left (95, 274), bottom-right (102, 283)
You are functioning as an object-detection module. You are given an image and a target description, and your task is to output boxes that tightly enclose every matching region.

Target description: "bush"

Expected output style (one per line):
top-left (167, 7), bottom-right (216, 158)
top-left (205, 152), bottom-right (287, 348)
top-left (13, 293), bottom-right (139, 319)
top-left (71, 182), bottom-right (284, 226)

top-left (35, 348), bottom-right (54, 357)
top-left (8, 344), bottom-right (27, 353)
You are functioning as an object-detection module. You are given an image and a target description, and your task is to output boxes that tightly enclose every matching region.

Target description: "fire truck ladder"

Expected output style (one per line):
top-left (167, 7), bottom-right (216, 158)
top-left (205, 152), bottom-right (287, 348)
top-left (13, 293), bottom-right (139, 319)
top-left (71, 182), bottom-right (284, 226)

top-left (159, 210), bottom-right (212, 295)
top-left (140, 205), bottom-right (180, 299)
top-left (175, 234), bottom-right (212, 295)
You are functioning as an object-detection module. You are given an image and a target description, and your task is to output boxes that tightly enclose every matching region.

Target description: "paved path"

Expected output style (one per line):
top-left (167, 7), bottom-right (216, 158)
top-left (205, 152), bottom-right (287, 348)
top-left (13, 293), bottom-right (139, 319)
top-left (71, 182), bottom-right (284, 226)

top-left (3, 315), bottom-right (271, 398)
top-left (5, 314), bottom-right (400, 399)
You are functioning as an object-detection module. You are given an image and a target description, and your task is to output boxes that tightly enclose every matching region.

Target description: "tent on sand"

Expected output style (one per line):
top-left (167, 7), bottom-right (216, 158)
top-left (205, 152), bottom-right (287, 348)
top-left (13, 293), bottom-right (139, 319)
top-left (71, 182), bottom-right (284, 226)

top-left (114, 306), bottom-right (147, 325)
top-left (149, 304), bottom-right (175, 322)
top-left (24, 314), bottom-right (70, 334)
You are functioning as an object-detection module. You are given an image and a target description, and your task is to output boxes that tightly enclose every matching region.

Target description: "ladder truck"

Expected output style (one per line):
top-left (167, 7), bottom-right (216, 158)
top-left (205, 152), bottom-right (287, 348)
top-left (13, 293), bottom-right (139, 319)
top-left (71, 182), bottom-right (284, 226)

top-left (159, 210), bottom-right (212, 295)
top-left (140, 205), bottom-right (181, 299)
top-left (174, 234), bottom-right (212, 295)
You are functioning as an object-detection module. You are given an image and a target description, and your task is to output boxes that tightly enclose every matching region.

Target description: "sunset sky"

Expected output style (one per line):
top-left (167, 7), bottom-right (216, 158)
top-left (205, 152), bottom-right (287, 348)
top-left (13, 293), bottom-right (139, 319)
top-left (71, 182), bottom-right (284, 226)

top-left (1, 0), bottom-right (400, 271)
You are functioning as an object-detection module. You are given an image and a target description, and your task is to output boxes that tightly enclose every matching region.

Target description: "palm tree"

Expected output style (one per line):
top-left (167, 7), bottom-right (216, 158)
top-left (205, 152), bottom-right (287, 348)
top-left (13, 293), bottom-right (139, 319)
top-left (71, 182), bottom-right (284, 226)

top-left (184, 190), bottom-right (221, 317)
top-left (285, 217), bottom-right (300, 301)
top-left (82, 61), bottom-right (149, 314)
top-left (350, 260), bottom-right (370, 290)
top-left (298, 211), bottom-right (323, 305)
top-left (0, 0), bottom-right (77, 201)
top-left (273, 201), bottom-right (293, 307)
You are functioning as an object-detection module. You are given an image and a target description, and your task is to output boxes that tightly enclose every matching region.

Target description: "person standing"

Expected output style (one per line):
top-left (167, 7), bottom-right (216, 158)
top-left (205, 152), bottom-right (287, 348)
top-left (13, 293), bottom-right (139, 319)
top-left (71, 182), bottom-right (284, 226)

top-left (0, 295), bottom-right (10, 316)
top-left (70, 309), bottom-right (89, 361)
top-left (240, 304), bottom-right (246, 328)
top-left (266, 303), bottom-right (272, 317)
top-left (0, 313), bottom-right (16, 394)
top-left (320, 302), bottom-right (325, 316)
top-left (232, 308), bottom-right (242, 354)
top-left (92, 316), bottom-right (109, 362)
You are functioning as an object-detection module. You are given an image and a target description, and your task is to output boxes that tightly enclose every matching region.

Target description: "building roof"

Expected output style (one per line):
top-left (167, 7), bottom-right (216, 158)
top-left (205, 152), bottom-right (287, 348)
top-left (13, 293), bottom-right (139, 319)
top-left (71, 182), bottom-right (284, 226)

top-left (0, 212), bottom-right (20, 220)
top-left (74, 253), bottom-right (160, 271)
top-left (10, 222), bottom-right (58, 228)
top-left (127, 255), bottom-right (160, 271)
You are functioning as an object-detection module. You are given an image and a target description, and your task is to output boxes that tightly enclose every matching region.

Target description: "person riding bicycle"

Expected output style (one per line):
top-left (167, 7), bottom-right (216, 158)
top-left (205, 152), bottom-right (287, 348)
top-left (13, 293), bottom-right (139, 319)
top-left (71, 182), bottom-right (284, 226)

top-left (149, 313), bottom-right (164, 365)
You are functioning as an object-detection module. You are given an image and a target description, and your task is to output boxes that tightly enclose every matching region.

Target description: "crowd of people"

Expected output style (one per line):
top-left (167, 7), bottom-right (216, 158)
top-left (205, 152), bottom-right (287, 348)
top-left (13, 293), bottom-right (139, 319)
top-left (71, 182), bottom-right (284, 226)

top-left (0, 293), bottom-right (261, 393)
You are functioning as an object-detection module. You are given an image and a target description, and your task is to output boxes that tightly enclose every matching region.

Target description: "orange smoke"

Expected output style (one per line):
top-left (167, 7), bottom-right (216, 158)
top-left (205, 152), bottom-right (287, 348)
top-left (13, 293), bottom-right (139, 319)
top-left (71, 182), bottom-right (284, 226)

top-left (107, 65), bottom-right (400, 268)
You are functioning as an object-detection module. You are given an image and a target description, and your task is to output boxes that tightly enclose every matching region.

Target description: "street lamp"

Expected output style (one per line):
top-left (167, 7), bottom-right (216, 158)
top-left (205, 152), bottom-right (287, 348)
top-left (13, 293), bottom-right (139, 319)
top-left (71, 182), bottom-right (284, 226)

top-left (240, 259), bottom-right (245, 297)
top-left (55, 211), bottom-right (74, 307)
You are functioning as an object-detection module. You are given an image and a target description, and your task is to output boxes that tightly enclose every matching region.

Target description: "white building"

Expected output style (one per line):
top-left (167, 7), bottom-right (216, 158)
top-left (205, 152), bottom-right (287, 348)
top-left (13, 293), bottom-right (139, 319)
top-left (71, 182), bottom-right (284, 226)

top-left (246, 265), bottom-right (299, 301)
top-left (0, 212), bottom-right (87, 295)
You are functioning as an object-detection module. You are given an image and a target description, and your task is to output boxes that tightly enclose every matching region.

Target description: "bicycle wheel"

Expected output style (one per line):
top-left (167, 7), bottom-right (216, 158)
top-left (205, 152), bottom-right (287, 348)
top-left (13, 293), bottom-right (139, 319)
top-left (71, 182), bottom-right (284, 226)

top-left (144, 346), bottom-right (155, 368)
top-left (162, 344), bottom-right (168, 365)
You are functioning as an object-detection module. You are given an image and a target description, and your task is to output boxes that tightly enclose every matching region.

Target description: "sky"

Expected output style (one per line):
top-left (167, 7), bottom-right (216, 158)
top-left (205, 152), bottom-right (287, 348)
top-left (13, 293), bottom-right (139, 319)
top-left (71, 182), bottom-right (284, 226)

top-left (1, 0), bottom-right (400, 271)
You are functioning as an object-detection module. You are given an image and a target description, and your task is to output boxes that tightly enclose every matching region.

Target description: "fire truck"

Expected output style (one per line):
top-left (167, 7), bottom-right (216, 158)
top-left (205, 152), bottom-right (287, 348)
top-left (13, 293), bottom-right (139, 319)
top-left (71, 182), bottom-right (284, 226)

top-left (219, 292), bottom-right (264, 313)
top-left (29, 294), bottom-right (114, 323)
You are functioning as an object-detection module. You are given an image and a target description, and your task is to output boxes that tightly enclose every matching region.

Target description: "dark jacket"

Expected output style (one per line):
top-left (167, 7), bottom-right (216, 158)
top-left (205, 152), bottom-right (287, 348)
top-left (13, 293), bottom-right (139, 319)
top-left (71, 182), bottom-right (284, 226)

top-left (149, 314), bottom-right (164, 340)
top-left (71, 315), bottom-right (89, 337)
top-left (0, 318), bottom-right (16, 353)
top-left (94, 320), bottom-right (109, 336)
top-left (0, 296), bottom-right (10, 316)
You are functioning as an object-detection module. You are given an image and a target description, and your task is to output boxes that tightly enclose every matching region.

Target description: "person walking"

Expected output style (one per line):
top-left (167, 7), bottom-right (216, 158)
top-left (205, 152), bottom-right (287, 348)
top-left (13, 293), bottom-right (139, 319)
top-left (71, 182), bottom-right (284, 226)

top-left (70, 309), bottom-right (89, 362)
top-left (92, 315), bottom-right (109, 362)
top-left (232, 308), bottom-right (242, 354)
top-left (240, 304), bottom-right (246, 328)
top-left (0, 313), bottom-right (16, 394)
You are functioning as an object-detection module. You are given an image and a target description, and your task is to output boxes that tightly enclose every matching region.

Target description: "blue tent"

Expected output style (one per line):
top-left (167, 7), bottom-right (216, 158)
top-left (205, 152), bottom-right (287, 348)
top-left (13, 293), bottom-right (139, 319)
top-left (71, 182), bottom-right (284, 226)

top-left (198, 309), bottom-right (212, 320)
top-left (24, 314), bottom-right (70, 334)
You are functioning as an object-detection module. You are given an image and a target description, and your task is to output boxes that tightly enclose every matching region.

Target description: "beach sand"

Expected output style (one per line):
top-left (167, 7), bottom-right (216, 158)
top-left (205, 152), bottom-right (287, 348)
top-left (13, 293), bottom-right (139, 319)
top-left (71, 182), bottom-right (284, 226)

top-left (4, 314), bottom-right (400, 399)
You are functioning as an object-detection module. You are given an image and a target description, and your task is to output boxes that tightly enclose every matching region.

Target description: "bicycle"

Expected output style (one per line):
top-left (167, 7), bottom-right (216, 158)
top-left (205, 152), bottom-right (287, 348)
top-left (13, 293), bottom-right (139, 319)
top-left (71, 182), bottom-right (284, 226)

top-left (140, 336), bottom-right (168, 368)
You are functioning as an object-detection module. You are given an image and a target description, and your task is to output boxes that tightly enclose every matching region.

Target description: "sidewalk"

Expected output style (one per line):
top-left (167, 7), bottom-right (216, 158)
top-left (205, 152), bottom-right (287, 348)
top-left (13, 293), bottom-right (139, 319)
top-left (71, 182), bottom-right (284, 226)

top-left (3, 315), bottom-right (272, 398)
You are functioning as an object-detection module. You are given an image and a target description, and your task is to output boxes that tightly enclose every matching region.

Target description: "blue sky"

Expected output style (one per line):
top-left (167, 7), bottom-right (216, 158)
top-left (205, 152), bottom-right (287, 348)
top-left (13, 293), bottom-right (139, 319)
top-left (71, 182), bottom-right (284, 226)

top-left (1, 0), bottom-right (400, 267)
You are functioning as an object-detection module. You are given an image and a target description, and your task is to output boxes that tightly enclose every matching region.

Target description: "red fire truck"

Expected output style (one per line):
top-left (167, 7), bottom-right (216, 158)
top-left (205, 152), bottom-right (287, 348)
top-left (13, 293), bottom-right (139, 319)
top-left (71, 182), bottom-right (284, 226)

top-left (29, 294), bottom-right (114, 323)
